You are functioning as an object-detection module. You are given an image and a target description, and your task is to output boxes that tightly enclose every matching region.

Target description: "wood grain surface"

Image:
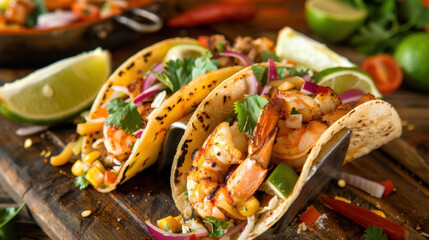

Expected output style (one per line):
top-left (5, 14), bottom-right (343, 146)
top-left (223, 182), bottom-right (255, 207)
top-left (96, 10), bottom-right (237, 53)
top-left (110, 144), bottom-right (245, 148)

top-left (1, 0), bottom-right (429, 239)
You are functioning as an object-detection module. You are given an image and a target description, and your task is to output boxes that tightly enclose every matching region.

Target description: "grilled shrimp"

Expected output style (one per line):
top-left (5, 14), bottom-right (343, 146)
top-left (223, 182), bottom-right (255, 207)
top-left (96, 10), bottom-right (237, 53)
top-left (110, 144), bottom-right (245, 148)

top-left (187, 95), bottom-right (281, 221)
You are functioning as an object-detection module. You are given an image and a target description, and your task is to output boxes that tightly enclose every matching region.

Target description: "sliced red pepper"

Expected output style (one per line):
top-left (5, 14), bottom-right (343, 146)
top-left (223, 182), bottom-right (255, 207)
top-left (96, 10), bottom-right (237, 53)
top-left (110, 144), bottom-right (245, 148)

top-left (167, 1), bottom-right (256, 27)
top-left (299, 205), bottom-right (321, 226)
top-left (379, 180), bottom-right (394, 197)
top-left (321, 196), bottom-right (408, 240)
top-left (197, 35), bottom-right (210, 48)
top-left (316, 86), bottom-right (330, 94)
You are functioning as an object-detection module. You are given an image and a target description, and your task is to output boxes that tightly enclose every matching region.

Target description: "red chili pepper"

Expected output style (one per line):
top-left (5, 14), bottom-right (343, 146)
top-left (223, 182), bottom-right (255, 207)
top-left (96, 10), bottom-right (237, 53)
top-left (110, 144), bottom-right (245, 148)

top-left (316, 86), bottom-right (330, 94)
top-left (379, 180), bottom-right (394, 197)
top-left (167, 1), bottom-right (256, 27)
top-left (299, 205), bottom-right (321, 226)
top-left (188, 233), bottom-right (196, 240)
top-left (321, 196), bottom-right (408, 240)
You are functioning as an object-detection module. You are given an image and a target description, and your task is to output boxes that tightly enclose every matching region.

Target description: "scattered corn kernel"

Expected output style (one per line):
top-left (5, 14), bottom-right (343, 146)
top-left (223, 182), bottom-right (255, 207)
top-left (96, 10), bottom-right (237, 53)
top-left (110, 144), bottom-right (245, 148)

top-left (86, 167), bottom-right (104, 188)
top-left (337, 179), bottom-right (346, 188)
top-left (92, 160), bottom-right (105, 174)
top-left (84, 151), bottom-right (101, 164)
top-left (50, 141), bottom-right (74, 166)
top-left (407, 124), bottom-right (415, 131)
top-left (45, 151), bottom-right (51, 157)
top-left (371, 210), bottom-right (386, 218)
top-left (24, 138), bottom-right (32, 148)
top-left (71, 160), bottom-right (84, 176)
top-left (334, 196), bottom-right (351, 203)
top-left (238, 196), bottom-right (260, 217)
top-left (81, 210), bottom-right (92, 218)
top-left (157, 216), bottom-right (181, 233)
top-left (174, 215), bottom-right (183, 225)
top-left (77, 122), bottom-right (104, 135)
top-left (40, 150), bottom-right (46, 156)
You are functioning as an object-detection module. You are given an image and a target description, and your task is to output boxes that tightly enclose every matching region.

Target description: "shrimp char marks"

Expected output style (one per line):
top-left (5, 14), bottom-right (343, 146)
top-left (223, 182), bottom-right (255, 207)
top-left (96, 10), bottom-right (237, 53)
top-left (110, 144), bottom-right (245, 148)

top-left (160, 61), bottom-right (376, 239)
top-left (73, 36), bottom-right (277, 191)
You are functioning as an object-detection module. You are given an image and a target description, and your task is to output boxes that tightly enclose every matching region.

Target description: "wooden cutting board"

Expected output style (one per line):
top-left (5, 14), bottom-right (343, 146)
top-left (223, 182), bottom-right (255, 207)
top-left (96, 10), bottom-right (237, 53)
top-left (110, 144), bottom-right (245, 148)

top-left (1, 0), bottom-right (429, 239)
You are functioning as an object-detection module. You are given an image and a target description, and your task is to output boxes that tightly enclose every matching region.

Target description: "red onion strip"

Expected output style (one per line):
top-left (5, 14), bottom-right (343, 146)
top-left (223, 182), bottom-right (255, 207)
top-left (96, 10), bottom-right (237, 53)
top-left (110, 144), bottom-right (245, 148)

top-left (133, 83), bottom-right (166, 104)
top-left (337, 172), bottom-right (385, 198)
top-left (300, 81), bottom-right (319, 95)
top-left (132, 129), bottom-right (144, 138)
top-left (246, 74), bottom-right (258, 95)
top-left (338, 89), bottom-right (366, 104)
top-left (143, 62), bottom-right (164, 91)
top-left (259, 85), bottom-right (272, 96)
top-left (219, 51), bottom-right (251, 66)
top-left (267, 59), bottom-right (277, 82)
top-left (145, 220), bottom-right (208, 240)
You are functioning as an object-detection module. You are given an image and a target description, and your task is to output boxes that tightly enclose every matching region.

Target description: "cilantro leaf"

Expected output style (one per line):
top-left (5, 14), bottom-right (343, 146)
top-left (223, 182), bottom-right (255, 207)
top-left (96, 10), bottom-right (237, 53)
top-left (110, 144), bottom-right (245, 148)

top-left (163, 223), bottom-right (172, 233)
top-left (290, 107), bottom-right (299, 115)
top-left (217, 42), bottom-right (226, 52)
top-left (260, 51), bottom-right (280, 62)
top-left (74, 174), bottom-right (89, 190)
top-left (205, 217), bottom-right (232, 238)
top-left (105, 98), bottom-right (143, 134)
top-left (251, 66), bottom-right (267, 83)
top-left (154, 51), bottom-right (218, 93)
top-left (234, 94), bottom-right (269, 135)
top-left (364, 225), bottom-right (388, 240)
top-left (286, 66), bottom-right (310, 77)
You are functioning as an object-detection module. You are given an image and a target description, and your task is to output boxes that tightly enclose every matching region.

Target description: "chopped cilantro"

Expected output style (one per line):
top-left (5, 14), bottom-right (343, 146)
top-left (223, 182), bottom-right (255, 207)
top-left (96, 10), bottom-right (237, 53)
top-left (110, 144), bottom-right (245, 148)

top-left (276, 66), bottom-right (310, 79)
top-left (100, 185), bottom-right (109, 189)
top-left (74, 174), bottom-right (89, 190)
top-left (217, 42), bottom-right (226, 52)
top-left (153, 51), bottom-right (219, 93)
top-left (364, 225), bottom-right (387, 240)
top-left (251, 65), bottom-right (267, 83)
top-left (105, 98), bottom-right (143, 134)
top-left (290, 107), bottom-right (300, 115)
top-left (234, 94), bottom-right (269, 135)
top-left (245, 207), bottom-right (248, 211)
top-left (205, 217), bottom-right (232, 238)
top-left (163, 223), bottom-right (172, 233)
top-left (260, 51), bottom-right (280, 62)
top-left (224, 111), bottom-right (237, 123)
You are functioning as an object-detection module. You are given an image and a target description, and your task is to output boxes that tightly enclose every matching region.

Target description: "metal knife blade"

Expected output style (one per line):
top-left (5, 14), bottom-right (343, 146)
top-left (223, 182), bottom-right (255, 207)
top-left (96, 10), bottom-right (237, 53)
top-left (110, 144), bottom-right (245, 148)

top-left (269, 128), bottom-right (351, 233)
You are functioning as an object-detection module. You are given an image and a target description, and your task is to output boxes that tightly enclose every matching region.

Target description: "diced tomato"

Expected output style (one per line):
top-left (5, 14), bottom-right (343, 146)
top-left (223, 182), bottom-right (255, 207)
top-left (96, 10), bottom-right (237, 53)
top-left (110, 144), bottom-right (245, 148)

top-left (188, 234), bottom-right (196, 240)
top-left (104, 170), bottom-right (118, 185)
top-left (93, 107), bottom-right (108, 118)
top-left (283, 59), bottom-right (296, 66)
top-left (316, 86), bottom-right (330, 94)
top-left (360, 54), bottom-right (403, 95)
top-left (299, 205), bottom-right (321, 226)
top-left (379, 180), bottom-right (394, 197)
top-left (71, 2), bottom-right (100, 21)
top-left (197, 35), bottom-right (210, 48)
top-left (422, 0), bottom-right (429, 8)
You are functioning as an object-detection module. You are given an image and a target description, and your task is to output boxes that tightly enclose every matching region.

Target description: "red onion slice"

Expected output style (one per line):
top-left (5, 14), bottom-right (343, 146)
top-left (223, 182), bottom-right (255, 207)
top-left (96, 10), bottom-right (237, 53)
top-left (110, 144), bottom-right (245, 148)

top-left (133, 83), bottom-right (166, 104)
top-left (338, 89), bottom-right (366, 104)
top-left (267, 59), bottom-right (277, 82)
top-left (246, 74), bottom-right (259, 95)
top-left (145, 220), bottom-right (208, 240)
top-left (219, 51), bottom-right (251, 66)
top-left (132, 129), bottom-right (144, 138)
top-left (143, 62), bottom-right (164, 92)
top-left (337, 172), bottom-right (385, 198)
top-left (259, 85), bottom-right (272, 96)
top-left (300, 81), bottom-right (319, 95)
top-left (302, 74), bottom-right (311, 82)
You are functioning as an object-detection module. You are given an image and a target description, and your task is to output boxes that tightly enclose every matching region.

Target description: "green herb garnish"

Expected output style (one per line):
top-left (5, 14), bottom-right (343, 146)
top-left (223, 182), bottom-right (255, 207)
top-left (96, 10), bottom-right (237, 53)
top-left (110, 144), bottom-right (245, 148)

top-left (260, 51), bottom-right (280, 62)
top-left (251, 66), bottom-right (267, 83)
top-left (74, 174), bottom-right (89, 190)
top-left (234, 94), bottom-right (269, 135)
top-left (105, 98), bottom-right (143, 134)
top-left (364, 225), bottom-right (388, 240)
top-left (205, 217), bottom-right (232, 238)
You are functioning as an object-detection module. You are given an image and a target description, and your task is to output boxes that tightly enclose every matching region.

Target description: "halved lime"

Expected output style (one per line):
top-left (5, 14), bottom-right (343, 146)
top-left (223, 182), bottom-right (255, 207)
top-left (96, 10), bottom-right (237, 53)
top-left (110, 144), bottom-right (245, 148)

top-left (260, 162), bottom-right (298, 199)
top-left (275, 27), bottom-right (355, 72)
top-left (0, 48), bottom-right (111, 125)
top-left (305, 0), bottom-right (367, 43)
top-left (313, 67), bottom-right (382, 98)
top-left (163, 43), bottom-right (209, 62)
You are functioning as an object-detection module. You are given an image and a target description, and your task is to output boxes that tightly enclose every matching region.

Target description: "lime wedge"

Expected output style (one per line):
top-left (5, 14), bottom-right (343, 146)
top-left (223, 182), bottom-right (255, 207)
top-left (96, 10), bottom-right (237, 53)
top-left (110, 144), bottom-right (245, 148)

top-left (260, 162), bottom-right (298, 199)
top-left (314, 67), bottom-right (382, 98)
top-left (163, 43), bottom-right (209, 62)
top-left (0, 48), bottom-right (111, 125)
top-left (275, 27), bottom-right (355, 72)
top-left (306, 0), bottom-right (367, 43)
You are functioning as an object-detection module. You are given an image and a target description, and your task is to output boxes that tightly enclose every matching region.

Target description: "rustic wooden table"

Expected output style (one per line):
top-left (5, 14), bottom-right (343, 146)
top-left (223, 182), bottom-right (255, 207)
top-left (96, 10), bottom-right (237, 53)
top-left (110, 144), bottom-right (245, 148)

top-left (1, 1), bottom-right (429, 239)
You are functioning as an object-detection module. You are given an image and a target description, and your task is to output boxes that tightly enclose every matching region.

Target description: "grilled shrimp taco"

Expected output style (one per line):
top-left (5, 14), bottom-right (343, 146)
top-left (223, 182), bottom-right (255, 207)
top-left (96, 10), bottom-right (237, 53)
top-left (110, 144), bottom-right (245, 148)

top-left (75, 35), bottom-right (277, 192)
top-left (166, 61), bottom-right (401, 239)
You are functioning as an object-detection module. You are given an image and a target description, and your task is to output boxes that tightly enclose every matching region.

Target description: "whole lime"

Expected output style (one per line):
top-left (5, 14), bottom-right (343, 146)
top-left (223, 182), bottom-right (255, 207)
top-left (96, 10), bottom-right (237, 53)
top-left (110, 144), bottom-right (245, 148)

top-left (394, 33), bottom-right (429, 93)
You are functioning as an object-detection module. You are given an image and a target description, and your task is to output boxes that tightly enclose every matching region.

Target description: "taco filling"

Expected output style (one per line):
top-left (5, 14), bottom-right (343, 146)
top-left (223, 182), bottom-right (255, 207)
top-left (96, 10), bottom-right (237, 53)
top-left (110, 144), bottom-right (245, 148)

top-left (74, 35), bottom-right (276, 190)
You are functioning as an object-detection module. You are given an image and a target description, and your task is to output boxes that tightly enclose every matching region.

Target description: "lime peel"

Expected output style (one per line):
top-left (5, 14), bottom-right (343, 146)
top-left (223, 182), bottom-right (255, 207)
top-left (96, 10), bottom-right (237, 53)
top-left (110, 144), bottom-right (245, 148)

top-left (260, 162), bottom-right (299, 199)
top-left (163, 43), bottom-right (209, 62)
top-left (0, 48), bottom-right (111, 125)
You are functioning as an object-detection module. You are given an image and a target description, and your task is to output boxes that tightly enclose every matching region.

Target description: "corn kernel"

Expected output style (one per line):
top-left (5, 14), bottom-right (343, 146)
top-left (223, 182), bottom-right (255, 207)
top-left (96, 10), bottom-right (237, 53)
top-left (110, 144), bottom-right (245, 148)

top-left (77, 122), bottom-right (104, 135)
top-left (50, 141), bottom-right (74, 166)
top-left (217, 200), bottom-right (246, 220)
top-left (157, 216), bottom-right (181, 233)
top-left (81, 210), bottom-right (92, 218)
top-left (71, 160), bottom-right (84, 176)
top-left (238, 196), bottom-right (260, 217)
top-left (86, 167), bottom-right (104, 188)
top-left (371, 210), bottom-right (386, 218)
top-left (334, 196), bottom-right (351, 203)
top-left (337, 179), bottom-right (346, 188)
top-left (24, 138), bottom-right (32, 148)
top-left (84, 151), bottom-right (101, 164)
top-left (174, 215), bottom-right (183, 225)
top-left (92, 160), bottom-right (105, 174)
